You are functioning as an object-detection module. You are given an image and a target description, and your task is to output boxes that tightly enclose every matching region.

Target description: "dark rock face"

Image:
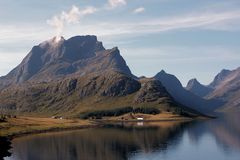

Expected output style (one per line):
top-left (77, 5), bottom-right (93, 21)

top-left (101, 74), bottom-right (141, 97)
top-left (63, 36), bottom-right (104, 61)
top-left (64, 72), bottom-right (141, 98)
top-left (0, 35), bottom-right (133, 89)
top-left (154, 70), bottom-right (221, 113)
top-left (186, 78), bottom-right (213, 97)
top-left (135, 79), bottom-right (170, 103)
top-left (67, 79), bottom-right (78, 92)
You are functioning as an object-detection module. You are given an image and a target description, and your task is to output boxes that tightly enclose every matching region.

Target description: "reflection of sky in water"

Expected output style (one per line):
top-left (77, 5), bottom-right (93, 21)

top-left (130, 132), bottom-right (240, 160)
top-left (4, 113), bottom-right (240, 160)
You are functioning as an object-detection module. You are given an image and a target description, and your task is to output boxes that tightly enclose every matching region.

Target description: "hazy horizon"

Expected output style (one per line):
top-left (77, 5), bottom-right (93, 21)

top-left (0, 0), bottom-right (240, 86)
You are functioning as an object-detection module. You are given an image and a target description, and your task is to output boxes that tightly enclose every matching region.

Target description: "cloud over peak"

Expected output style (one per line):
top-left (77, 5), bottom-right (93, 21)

top-left (47, 5), bottom-right (97, 38)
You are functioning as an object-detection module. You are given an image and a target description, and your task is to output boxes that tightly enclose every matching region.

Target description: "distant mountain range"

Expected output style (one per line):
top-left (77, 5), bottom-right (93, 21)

top-left (154, 70), bottom-right (221, 114)
top-left (0, 35), bottom-right (238, 117)
top-left (186, 68), bottom-right (240, 111)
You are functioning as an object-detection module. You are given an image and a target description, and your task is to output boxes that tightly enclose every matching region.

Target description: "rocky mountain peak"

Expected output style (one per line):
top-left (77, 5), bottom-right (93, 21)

top-left (187, 78), bottom-right (201, 88)
top-left (51, 36), bottom-right (65, 43)
top-left (0, 35), bottom-right (132, 87)
top-left (159, 70), bottom-right (166, 74)
top-left (186, 78), bottom-right (213, 98)
top-left (155, 70), bottom-right (183, 87)
top-left (154, 70), bottom-right (220, 113)
top-left (135, 79), bottom-right (171, 103)
top-left (39, 36), bottom-right (65, 48)
top-left (209, 69), bottom-right (231, 88)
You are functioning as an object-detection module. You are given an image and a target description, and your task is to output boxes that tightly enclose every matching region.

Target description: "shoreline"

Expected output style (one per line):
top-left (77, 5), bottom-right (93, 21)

top-left (0, 116), bottom-right (201, 140)
top-left (0, 116), bottom-right (99, 140)
top-left (6, 124), bottom-right (100, 140)
top-left (96, 118), bottom-right (194, 123)
top-left (0, 115), bottom-right (211, 159)
top-left (4, 119), bottom-right (190, 140)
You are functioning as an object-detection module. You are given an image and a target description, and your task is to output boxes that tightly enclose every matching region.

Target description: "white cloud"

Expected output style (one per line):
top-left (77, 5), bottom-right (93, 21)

top-left (44, 3), bottom-right (240, 40)
top-left (0, 10), bottom-right (240, 45)
top-left (87, 10), bottom-right (240, 36)
top-left (47, 5), bottom-right (97, 39)
top-left (133, 7), bottom-right (145, 14)
top-left (81, 6), bottom-right (98, 15)
top-left (108, 0), bottom-right (127, 8)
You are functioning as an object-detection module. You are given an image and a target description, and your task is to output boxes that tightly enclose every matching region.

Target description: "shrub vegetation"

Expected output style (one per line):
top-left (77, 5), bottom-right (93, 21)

top-left (80, 106), bottom-right (161, 119)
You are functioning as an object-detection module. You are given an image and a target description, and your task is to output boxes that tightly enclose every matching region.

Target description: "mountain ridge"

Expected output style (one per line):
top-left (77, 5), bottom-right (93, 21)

top-left (154, 70), bottom-right (221, 113)
top-left (186, 67), bottom-right (240, 111)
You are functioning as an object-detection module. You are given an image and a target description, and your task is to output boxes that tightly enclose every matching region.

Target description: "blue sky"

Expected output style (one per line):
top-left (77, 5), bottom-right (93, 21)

top-left (0, 0), bottom-right (240, 86)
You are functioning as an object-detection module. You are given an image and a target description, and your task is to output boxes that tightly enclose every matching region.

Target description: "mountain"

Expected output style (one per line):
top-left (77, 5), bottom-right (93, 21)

top-left (186, 78), bottom-right (213, 97)
top-left (154, 70), bottom-right (221, 114)
top-left (0, 71), bottom-right (200, 118)
top-left (0, 35), bottom-right (202, 118)
top-left (186, 69), bottom-right (233, 99)
top-left (208, 69), bottom-right (232, 89)
top-left (185, 67), bottom-right (240, 111)
top-left (0, 36), bottom-right (132, 89)
top-left (207, 67), bottom-right (240, 111)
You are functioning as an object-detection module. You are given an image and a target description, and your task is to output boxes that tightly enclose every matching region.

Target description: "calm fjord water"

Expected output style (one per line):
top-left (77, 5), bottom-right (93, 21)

top-left (4, 112), bottom-right (240, 160)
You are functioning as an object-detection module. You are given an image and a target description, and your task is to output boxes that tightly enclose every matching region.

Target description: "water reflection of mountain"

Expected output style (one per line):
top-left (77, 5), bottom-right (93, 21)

top-left (9, 122), bottom-right (191, 160)
top-left (6, 113), bottom-right (240, 160)
top-left (187, 112), bottom-right (240, 152)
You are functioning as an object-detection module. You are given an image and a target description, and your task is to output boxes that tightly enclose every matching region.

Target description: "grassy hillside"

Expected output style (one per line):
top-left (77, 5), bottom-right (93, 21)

top-left (0, 71), bottom-right (202, 118)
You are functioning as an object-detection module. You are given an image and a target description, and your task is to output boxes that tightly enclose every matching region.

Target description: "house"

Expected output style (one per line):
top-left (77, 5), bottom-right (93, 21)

top-left (137, 117), bottom-right (144, 121)
top-left (51, 116), bottom-right (63, 120)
